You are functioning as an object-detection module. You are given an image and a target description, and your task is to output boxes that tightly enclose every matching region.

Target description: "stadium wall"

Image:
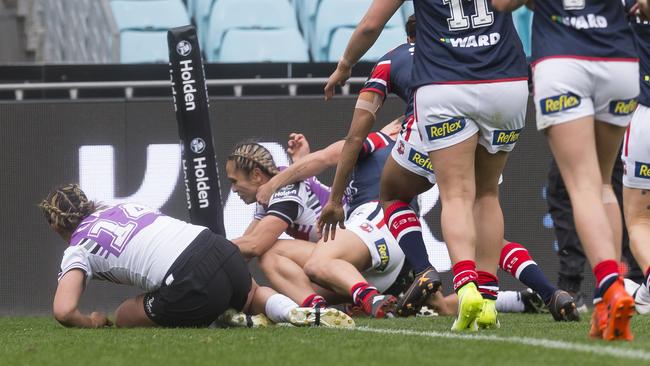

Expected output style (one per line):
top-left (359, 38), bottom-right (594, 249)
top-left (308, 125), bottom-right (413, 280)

top-left (0, 96), bottom-right (585, 315)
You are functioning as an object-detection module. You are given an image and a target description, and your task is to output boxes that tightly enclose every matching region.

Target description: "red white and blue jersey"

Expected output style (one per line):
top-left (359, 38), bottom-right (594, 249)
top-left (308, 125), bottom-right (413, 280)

top-left (361, 42), bottom-right (416, 117)
top-left (345, 132), bottom-right (394, 216)
top-left (410, 0), bottom-right (528, 86)
top-left (531, 0), bottom-right (637, 63)
top-left (627, 0), bottom-right (650, 107)
top-left (60, 203), bottom-right (205, 291)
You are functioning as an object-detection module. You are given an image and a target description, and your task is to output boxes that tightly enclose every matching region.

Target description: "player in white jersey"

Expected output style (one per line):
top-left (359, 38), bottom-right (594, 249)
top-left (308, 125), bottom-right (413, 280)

top-left (39, 184), bottom-right (353, 328)
top-left (227, 140), bottom-right (401, 317)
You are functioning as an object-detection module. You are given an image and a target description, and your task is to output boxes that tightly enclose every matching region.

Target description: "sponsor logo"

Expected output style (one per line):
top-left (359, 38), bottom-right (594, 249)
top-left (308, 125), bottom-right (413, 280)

top-left (424, 118), bottom-right (466, 141)
top-left (609, 99), bottom-right (638, 116)
top-left (273, 185), bottom-right (298, 198)
top-left (145, 296), bottom-right (156, 317)
top-left (178, 60), bottom-right (197, 112)
top-left (408, 150), bottom-right (434, 173)
top-left (374, 239), bottom-right (389, 272)
top-left (193, 156), bottom-right (211, 208)
top-left (176, 40), bottom-right (192, 56)
top-left (397, 141), bottom-right (405, 155)
top-left (439, 33), bottom-right (501, 48)
top-left (540, 92), bottom-right (581, 115)
top-left (550, 14), bottom-right (607, 29)
top-left (190, 137), bottom-right (206, 154)
top-left (359, 223), bottom-right (373, 233)
top-left (635, 162), bottom-right (650, 179)
top-left (492, 129), bottom-right (522, 145)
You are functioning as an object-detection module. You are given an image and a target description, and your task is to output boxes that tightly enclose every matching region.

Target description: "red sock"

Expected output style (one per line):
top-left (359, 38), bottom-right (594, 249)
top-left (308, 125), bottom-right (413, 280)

top-left (452, 260), bottom-right (478, 292)
top-left (301, 294), bottom-right (327, 308)
top-left (477, 271), bottom-right (498, 300)
top-left (500, 242), bottom-right (534, 278)
top-left (593, 260), bottom-right (619, 289)
top-left (644, 266), bottom-right (650, 289)
top-left (350, 282), bottom-right (379, 314)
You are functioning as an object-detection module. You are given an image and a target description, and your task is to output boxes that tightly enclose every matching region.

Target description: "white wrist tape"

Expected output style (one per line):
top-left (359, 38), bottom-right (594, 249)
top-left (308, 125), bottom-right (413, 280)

top-left (602, 184), bottom-right (617, 204)
top-left (355, 93), bottom-right (382, 117)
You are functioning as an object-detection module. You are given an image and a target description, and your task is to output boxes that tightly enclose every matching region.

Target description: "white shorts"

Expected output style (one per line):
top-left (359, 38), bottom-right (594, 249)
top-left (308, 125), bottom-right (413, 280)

top-left (390, 115), bottom-right (437, 184)
top-left (414, 80), bottom-right (528, 154)
top-left (346, 201), bottom-right (405, 292)
top-left (533, 58), bottom-right (639, 130)
top-left (622, 104), bottom-right (650, 189)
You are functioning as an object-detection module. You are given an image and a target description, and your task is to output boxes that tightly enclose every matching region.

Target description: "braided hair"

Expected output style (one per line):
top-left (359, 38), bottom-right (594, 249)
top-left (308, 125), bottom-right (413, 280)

top-left (39, 184), bottom-right (99, 233)
top-left (227, 141), bottom-right (279, 177)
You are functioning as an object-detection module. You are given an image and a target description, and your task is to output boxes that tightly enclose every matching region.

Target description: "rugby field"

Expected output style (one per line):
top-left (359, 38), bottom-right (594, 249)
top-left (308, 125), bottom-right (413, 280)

top-left (2, 313), bottom-right (650, 365)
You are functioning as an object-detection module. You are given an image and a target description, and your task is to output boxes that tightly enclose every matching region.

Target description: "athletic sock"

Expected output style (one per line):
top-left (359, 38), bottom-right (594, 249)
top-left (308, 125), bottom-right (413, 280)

top-left (477, 271), bottom-right (498, 301)
top-left (385, 200), bottom-right (432, 273)
top-left (645, 266), bottom-right (650, 289)
top-left (495, 291), bottom-right (525, 313)
top-left (592, 259), bottom-right (620, 304)
top-left (300, 294), bottom-right (327, 308)
top-left (350, 282), bottom-right (379, 315)
top-left (500, 242), bottom-right (556, 304)
top-left (452, 260), bottom-right (478, 292)
top-left (265, 293), bottom-right (300, 323)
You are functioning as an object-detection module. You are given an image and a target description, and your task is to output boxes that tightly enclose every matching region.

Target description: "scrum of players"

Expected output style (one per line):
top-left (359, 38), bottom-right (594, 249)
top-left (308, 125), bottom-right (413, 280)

top-left (41, 0), bottom-right (650, 342)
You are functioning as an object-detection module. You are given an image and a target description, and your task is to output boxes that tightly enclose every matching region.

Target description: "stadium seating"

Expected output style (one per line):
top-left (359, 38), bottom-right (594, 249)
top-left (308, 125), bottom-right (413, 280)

top-left (312, 0), bottom-right (404, 61)
top-left (327, 26), bottom-right (405, 62)
top-left (512, 7), bottom-right (533, 58)
top-left (120, 30), bottom-right (170, 63)
top-left (110, 0), bottom-right (189, 30)
top-left (217, 28), bottom-right (309, 63)
top-left (400, 1), bottom-right (414, 23)
top-left (204, 0), bottom-right (299, 60)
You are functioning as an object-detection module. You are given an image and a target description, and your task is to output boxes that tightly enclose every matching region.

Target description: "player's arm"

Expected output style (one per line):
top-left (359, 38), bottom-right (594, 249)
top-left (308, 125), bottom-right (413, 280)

top-left (491, 0), bottom-right (533, 12)
top-left (318, 91), bottom-right (379, 241)
top-left (53, 269), bottom-right (111, 328)
top-left (233, 215), bottom-right (289, 258)
top-left (257, 139), bottom-right (344, 205)
top-left (324, 0), bottom-right (403, 99)
top-left (243, 218), bottom-right (260, 236)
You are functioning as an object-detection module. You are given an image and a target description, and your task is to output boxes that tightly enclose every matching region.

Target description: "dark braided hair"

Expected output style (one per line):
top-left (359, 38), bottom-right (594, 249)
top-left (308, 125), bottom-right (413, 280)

top-left (228, 141), bottom-right (279, 177)
top-left (39, 184), bottom-right (99, 232)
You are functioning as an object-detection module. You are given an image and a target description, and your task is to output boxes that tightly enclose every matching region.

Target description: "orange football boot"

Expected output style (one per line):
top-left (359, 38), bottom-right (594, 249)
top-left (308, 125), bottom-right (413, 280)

top-left (601, 278), bottom-right (635, 341)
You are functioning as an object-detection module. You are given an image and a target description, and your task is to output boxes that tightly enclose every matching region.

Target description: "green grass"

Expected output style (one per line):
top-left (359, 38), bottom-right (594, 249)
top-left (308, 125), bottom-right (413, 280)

top-left (2, 313), bottom-right (650, 366)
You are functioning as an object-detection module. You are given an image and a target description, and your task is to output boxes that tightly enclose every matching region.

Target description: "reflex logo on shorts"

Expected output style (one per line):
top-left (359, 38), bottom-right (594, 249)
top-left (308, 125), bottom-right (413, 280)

top-left (492, 129), bottom-right (522, 145)
top-left (408, 150), bottom-right (434, 173)
top-left (424, 118), bottom-right (466, 141)
top-left (609, 99), bottom-right (638, 116)
top-left (540, 92), bottom-right (581, 115)
top-left (374, 239), bottom-right (389, 272)
top-left (635, 162), bottom-right (650, 179)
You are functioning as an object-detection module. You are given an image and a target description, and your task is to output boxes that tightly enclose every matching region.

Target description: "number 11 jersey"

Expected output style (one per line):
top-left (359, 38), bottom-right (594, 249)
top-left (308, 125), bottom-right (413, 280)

top-left (411, 0), bottom-right (528, 87)
top-left (59, 203), bottom-right (206, 292)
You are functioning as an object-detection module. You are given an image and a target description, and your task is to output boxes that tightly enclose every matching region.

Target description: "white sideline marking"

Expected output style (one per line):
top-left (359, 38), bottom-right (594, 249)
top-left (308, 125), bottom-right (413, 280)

top-left (355, 326), bottom-right (650, 361)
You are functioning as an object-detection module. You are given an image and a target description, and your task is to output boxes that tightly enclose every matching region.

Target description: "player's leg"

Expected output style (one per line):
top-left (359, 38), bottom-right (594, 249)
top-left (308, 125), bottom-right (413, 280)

top-left (380, 147), bottom-right (441, 316)
top-left (258, 239), bottom-right (332, 308)
top-left (114, 294), bottom-right (157, 327)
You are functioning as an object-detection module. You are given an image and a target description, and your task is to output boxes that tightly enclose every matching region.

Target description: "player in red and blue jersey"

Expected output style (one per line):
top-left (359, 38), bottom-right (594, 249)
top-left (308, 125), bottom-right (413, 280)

top-left (494, 0), bottom-right (641, 341)
top-left (622, 0), bottom-right (650, 317)
top-left (323, 0), bottom-right (529, 331)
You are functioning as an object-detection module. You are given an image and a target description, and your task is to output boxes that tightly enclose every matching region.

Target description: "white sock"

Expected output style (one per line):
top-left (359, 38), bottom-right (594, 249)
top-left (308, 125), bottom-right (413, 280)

top-left (264, 294), bottom-right (299, 323)
top-left (496, 290), bottom-right (525, 313)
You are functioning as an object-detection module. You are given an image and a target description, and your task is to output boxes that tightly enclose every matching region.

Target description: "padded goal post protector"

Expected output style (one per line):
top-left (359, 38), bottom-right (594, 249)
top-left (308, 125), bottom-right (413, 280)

top-left (168, 25), bottom-right (225, 236)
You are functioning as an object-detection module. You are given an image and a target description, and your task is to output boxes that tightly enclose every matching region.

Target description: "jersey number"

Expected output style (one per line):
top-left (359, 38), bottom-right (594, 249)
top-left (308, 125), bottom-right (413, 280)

top-left (442, 0), bottom-right (494, 31)
top-left (89, 220), bottom-right (137, 253)
top-left (562, 0), bottom-right (585, 10)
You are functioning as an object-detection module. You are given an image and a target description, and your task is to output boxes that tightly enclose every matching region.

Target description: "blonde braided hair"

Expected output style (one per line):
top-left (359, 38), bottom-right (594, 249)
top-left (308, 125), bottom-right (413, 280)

top-left (38, 184), bottom-right (99, 232)
top-left (228, 141), bottom-right (279, 176)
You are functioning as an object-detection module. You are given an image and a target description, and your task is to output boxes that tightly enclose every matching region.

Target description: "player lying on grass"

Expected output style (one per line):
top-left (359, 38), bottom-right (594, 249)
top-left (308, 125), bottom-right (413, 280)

top-left (39, 184), bottom-right (353, 329)
top-left (259, 130), bottom-right (579, 323)
top-left (227, 140), bottom-right (401, 317)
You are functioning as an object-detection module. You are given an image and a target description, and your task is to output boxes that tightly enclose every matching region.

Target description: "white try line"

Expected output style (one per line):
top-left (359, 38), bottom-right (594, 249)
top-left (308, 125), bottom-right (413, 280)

top-left (354, 326), bottom-right (650, 361)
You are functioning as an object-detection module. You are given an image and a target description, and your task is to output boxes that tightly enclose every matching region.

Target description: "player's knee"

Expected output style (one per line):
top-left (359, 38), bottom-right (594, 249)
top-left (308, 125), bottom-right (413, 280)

top-left (303, 258), bottom-right (327, 282)
top-left (258, 252), bottom-right (278, 276)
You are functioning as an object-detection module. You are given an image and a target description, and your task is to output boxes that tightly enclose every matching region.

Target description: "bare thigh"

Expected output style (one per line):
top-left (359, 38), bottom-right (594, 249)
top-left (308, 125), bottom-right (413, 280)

top-left (115, 294), bottom-right (157, 328)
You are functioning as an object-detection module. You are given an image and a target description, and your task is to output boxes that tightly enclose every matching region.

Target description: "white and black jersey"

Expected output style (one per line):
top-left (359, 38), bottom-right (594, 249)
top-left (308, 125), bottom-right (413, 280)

top-left (254, 182), bottom-right (322, 242)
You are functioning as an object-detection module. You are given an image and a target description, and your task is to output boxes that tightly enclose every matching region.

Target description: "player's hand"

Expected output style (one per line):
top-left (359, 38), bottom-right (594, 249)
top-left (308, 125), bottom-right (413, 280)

top-left (256, 182), bottom-right (274, 206)
top-left (90, 312), bottom-right (113, 328)
top-left (287, 133), bottom-right (310, 162)
top-left (632, 0), bottom-right (650, 19)
top-left (324, 62), bottom-right (352, 101)
top-left (318, 201), bottom-right (346, 242)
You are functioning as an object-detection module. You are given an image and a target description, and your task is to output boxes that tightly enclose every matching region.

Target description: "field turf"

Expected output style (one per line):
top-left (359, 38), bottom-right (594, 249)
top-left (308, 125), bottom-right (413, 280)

top-left (2, 313), bottom-right (650, 366)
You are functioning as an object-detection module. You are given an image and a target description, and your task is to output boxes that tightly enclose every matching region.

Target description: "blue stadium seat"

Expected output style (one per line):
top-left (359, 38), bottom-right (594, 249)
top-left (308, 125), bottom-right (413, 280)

top-left (400, 1), bottom-right (414, 23)
top-left (512, 7), bottom-right (533, 58)
top-left (205, 0), bottom-right (299, 60)
top-left (312, 0), bottom-right (404, 61)
top-left (110, 0), bottom-right (190, 30)
top-left (327, 26), bottom-right (405, 62)
top-left (120, 30), bottom-right (170, 63)
top-left (217, 28), bottom-right (309, 63)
